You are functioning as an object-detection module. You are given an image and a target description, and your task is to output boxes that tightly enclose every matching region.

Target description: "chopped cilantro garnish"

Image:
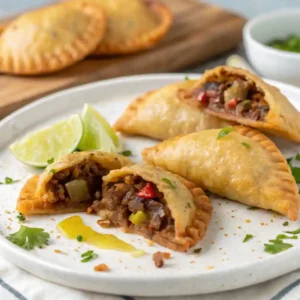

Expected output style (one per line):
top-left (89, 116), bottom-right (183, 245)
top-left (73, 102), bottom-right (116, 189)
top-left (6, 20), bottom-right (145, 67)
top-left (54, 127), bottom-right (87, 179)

top-left (296, 153), bottom-right (300, 161)
top-left (50, 169), bottom-right (56, 174)
top-left (284, 228), bottom-right (300, 234)
top-left (121, 150), bottom-right (132, 157)
top-left (17, 213), bottom-right (25, 222)
top-left (184, 76), bottom-right (190, 81)
top-left (241, 142), bottom-right (250, 148)
top-left (283, 221), bottom-right (289, 226)
top-left (81, 250), bottom-right (98, 263)
top-left (161, 178), bottom-right (176, 189)
top-left (76, 235), bottom-right (83, 242)
top-left (0, 177), bottom-right (20, 185)
top-left (264, 240), bottom-right (293, 254)
top-left (47, 158), bottom-right (54, 164)
top-left (275, 234), bottom-right (297, 240)
top-left (243, 234), bottom-right (253, 243)
top-left (193, 248), bottom-right (202, 254)
top-left (217, 127), bottom-right (233, 139)
top-left (6, 225), bottom-right (50, 250)
top-left (247, 206), bottom-right (259, 210)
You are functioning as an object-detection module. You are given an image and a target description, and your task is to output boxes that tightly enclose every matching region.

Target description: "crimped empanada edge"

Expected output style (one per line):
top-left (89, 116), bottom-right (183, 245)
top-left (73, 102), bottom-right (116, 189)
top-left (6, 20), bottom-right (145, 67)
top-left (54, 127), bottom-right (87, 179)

top-left (92, 0), bottom-right (173, 55)
top-left (235, 126), bottom-right (300, 220)
top-left (0, 2), bottom-right (106, 75)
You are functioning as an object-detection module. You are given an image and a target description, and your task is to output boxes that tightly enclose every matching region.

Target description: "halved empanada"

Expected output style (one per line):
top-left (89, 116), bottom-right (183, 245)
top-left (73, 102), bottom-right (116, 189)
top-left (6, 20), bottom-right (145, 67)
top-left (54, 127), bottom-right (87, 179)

top-left (0, 1), bottom-right (106, 75)
top-left (114, 81), bottom-right (233, 140)
top-left (180, 66), bottom-right (300, 143)
top-left (17, 151), bottom-right (132, 215)
top-left (68, 0), bottom-right (172, 55)
top-left (89, 164), bottom-right (212, 252)
top-left (143, 126), bottom-right (300, 220)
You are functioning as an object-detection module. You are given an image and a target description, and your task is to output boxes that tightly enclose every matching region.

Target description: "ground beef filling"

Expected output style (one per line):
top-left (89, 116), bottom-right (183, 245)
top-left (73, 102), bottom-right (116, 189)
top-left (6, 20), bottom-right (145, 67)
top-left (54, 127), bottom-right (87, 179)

top-left (46, 160), bottom-right (108, 203)
top-left (93, 175), bottom-right (175, 240)
top-left (194, 78), bottom-right (270, 121)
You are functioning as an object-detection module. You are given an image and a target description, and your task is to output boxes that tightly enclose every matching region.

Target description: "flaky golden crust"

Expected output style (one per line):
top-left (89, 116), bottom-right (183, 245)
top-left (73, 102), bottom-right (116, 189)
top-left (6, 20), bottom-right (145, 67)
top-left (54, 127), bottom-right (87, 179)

top-left (114, 80), bottom-right (233, 140)
top-left (0, 1), bottom-right (106, 75)
top-left (91, 0), bottom-right (173, 55)
top-left (143, 126), bottom-right (300, 220)
top-left (182, 66), bottom-right (300, 143)
top-left (101, 164), bottom-right (212, 251)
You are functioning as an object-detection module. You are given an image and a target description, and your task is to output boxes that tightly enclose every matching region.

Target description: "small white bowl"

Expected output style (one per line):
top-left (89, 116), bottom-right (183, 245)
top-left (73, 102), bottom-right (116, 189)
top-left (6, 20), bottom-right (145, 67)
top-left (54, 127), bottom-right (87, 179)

top-left (243, 9), bottom-right (300, 86)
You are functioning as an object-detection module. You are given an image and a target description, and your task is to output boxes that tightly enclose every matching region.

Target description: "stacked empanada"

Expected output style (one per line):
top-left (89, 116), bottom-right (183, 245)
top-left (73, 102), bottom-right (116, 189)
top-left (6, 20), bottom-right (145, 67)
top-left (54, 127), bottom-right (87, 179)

top-left (0, 0), bottom-right (172, 75)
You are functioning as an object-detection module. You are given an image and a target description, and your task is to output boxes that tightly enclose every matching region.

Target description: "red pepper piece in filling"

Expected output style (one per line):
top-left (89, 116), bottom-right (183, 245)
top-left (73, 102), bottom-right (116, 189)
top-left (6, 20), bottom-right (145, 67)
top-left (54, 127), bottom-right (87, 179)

top-left (197, 91), bottom-right (208, 105)
top-left (137, 183), bottom-right (156, 199)
top-left (227, 98), bottom-right (239, 109)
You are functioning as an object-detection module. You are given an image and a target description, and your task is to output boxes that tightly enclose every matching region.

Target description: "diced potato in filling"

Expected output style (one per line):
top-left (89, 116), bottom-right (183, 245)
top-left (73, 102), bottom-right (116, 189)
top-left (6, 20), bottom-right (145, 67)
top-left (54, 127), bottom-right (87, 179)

top-left (46, 160), bottom-right (108, 203)
top-left (194, 75), bottom-right (270, 121)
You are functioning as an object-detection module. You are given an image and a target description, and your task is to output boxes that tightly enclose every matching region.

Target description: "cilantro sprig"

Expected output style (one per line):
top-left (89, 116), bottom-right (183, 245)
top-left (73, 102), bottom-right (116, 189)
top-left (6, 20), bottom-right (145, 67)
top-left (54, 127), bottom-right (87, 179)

top-left (161, 178), bottom-right (176, 189)
top-left (17, 213), bottom-right (26, 222)
top-left (264, 240), bottom-right (293, 254)
top-left (286, 155), bottom-right (300, 183)
top-left (217, 127), bottom-right (233, 139)
top-left (81, 250), bottom-right (98, 263)
top-left (0, 177), bottom-right (20, 185)
top-left (285, 228), bottom-right (300, 234)
top-left (6, 226), bottom-right (50, 250)
top-left (243, 234), bottom-right (253, 243)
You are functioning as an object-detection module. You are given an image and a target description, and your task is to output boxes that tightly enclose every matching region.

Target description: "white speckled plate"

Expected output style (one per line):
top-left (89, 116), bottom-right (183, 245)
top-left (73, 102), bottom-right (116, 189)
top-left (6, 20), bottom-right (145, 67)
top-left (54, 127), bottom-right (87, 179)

top-left (0, 74), bottom-right (300, 297)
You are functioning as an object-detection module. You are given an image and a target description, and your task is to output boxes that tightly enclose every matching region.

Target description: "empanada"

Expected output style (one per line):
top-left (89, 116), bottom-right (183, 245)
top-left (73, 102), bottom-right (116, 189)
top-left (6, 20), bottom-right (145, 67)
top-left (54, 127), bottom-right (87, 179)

top-left (143, 126), bottom-right (300, 220)
top-left (68, 0), bottom-right (172, 55)
top-left (89, 164), bottom-right (212, 252)
top-left (0, 1), bottom-right (106, 75)
top-left (17, 151), bottom-right (132, 215)
top-left (114, 81), bottom-right (233, 140)
top-left (180, 66), bottom-right (300, 143)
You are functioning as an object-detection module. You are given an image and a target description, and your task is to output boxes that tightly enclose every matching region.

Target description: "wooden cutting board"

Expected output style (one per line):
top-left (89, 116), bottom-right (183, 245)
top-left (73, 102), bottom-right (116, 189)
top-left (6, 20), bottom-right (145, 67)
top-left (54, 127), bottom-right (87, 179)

top-left (0, 0), bottom-right (246, 119)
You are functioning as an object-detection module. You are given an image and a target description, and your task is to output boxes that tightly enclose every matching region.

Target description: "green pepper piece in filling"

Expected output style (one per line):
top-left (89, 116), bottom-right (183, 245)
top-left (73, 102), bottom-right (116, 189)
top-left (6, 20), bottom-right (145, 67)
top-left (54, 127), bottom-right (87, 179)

top-left (129, 211), bottom-right (148, 225)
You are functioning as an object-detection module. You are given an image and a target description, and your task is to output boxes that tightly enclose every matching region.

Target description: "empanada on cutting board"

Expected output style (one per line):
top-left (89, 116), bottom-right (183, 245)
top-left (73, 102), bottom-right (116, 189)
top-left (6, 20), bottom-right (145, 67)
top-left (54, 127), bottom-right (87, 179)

top-left (68, 0), bottom-right (173, 55)
top-left (181, 66), bottom-right (300, 143)
top-left (0, 1), bottom-right (106, 75)
top-left (114, 80), bottom-right (233, 140)
top-left (143, 126), bottom-right (300, 220)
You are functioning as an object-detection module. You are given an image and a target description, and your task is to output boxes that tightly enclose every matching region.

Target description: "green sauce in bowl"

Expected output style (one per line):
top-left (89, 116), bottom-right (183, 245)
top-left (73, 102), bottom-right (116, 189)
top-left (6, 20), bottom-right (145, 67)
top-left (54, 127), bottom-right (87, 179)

top-left (268, 35), bottom-right (300, 53)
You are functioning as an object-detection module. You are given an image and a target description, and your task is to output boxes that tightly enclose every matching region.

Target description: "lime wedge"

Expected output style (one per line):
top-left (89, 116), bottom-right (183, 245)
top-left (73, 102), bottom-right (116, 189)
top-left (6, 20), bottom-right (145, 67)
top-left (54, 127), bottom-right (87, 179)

top-left (78, 104), bottom-right (121, 152)
top-left (9, 115), bottom-right (83, 167)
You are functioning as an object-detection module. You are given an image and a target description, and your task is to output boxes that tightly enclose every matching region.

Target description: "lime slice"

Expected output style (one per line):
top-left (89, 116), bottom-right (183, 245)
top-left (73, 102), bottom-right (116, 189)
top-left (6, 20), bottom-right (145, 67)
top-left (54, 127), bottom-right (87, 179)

top-left (9, 115), bottom-right (83, 167)
top-left (78, 104), bottom-right (121, 152)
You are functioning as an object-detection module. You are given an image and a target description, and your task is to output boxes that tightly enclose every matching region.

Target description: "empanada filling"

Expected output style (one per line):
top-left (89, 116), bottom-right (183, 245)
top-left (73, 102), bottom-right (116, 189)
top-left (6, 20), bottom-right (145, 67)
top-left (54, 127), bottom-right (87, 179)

top-left (193, 76), bottom-right (270, 121)
top-left (46, 160), bottom-right (109, 204)
top-left (91, 175), bottom-right (176, 244)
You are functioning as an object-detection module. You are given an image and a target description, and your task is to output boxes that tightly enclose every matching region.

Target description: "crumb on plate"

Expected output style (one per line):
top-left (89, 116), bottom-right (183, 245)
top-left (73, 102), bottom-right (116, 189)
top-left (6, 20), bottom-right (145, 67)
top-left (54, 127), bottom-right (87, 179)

top-left (97, 219), bottom-right (112, 228)
top-left (153, 251), bottom-right (165, 268)
top-left (94, 263), bottom-right (109, 272)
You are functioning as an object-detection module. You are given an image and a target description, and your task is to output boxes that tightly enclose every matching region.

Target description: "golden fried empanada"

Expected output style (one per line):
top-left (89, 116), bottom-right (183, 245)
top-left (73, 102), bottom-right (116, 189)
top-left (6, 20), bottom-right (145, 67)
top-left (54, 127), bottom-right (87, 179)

top-left (89, 164), bottom-right (212, 252)
top-left (68, 0), bottom-right (172, 55)
top-left (17, 151), bottom-right (132, 215)
top-left (0, 1), bottom-right (106, 75)
top-left (180, 66), bottom-right (300, 143)
top-left (143, 126), bottom-right (300, 220)
top-left (114, 81), bottom-right (233, 140)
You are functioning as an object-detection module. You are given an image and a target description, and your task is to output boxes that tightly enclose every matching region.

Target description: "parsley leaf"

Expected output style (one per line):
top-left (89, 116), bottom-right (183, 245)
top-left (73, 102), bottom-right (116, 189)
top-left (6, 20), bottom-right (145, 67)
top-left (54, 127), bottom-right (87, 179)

top-left (6, 226), bottom-right (50, 250)
top-left (287, 158), bottom-right (300, 183)
top-left (47, 158), bottom-right (54, 164)
top-left (121, 150), bottom-right (132, 157)
top-left (81, 250), bottom-right (98, 263)
top-left (264, 240), bottom-right (293, 254)
top-left (275, 234), bottom-right (297, 240)
top-left (285, 228), bottom-right (300, 234)
top-left (217, 127), bottom-right (233, 139)
top-left (161, 178), bottom-right (176, 189)
top-left (193, 248), bottom-right (202, 254)
top-left (76, 235), bottom-right (83, 242)
top-left (243, 234), bottom-right (253, 243)
top-left (242, 142), bottom-right (251, 149)
top-left (283, 221), bottom-right (289, 226)
top-left (0, 177), bottom-right (20, 185)
top-left (50, 169), bottom-right (56, 174)
top-left (185, 76), bottom-right (190, 81)
top-left (17, 213), bottom-right (26, 222)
